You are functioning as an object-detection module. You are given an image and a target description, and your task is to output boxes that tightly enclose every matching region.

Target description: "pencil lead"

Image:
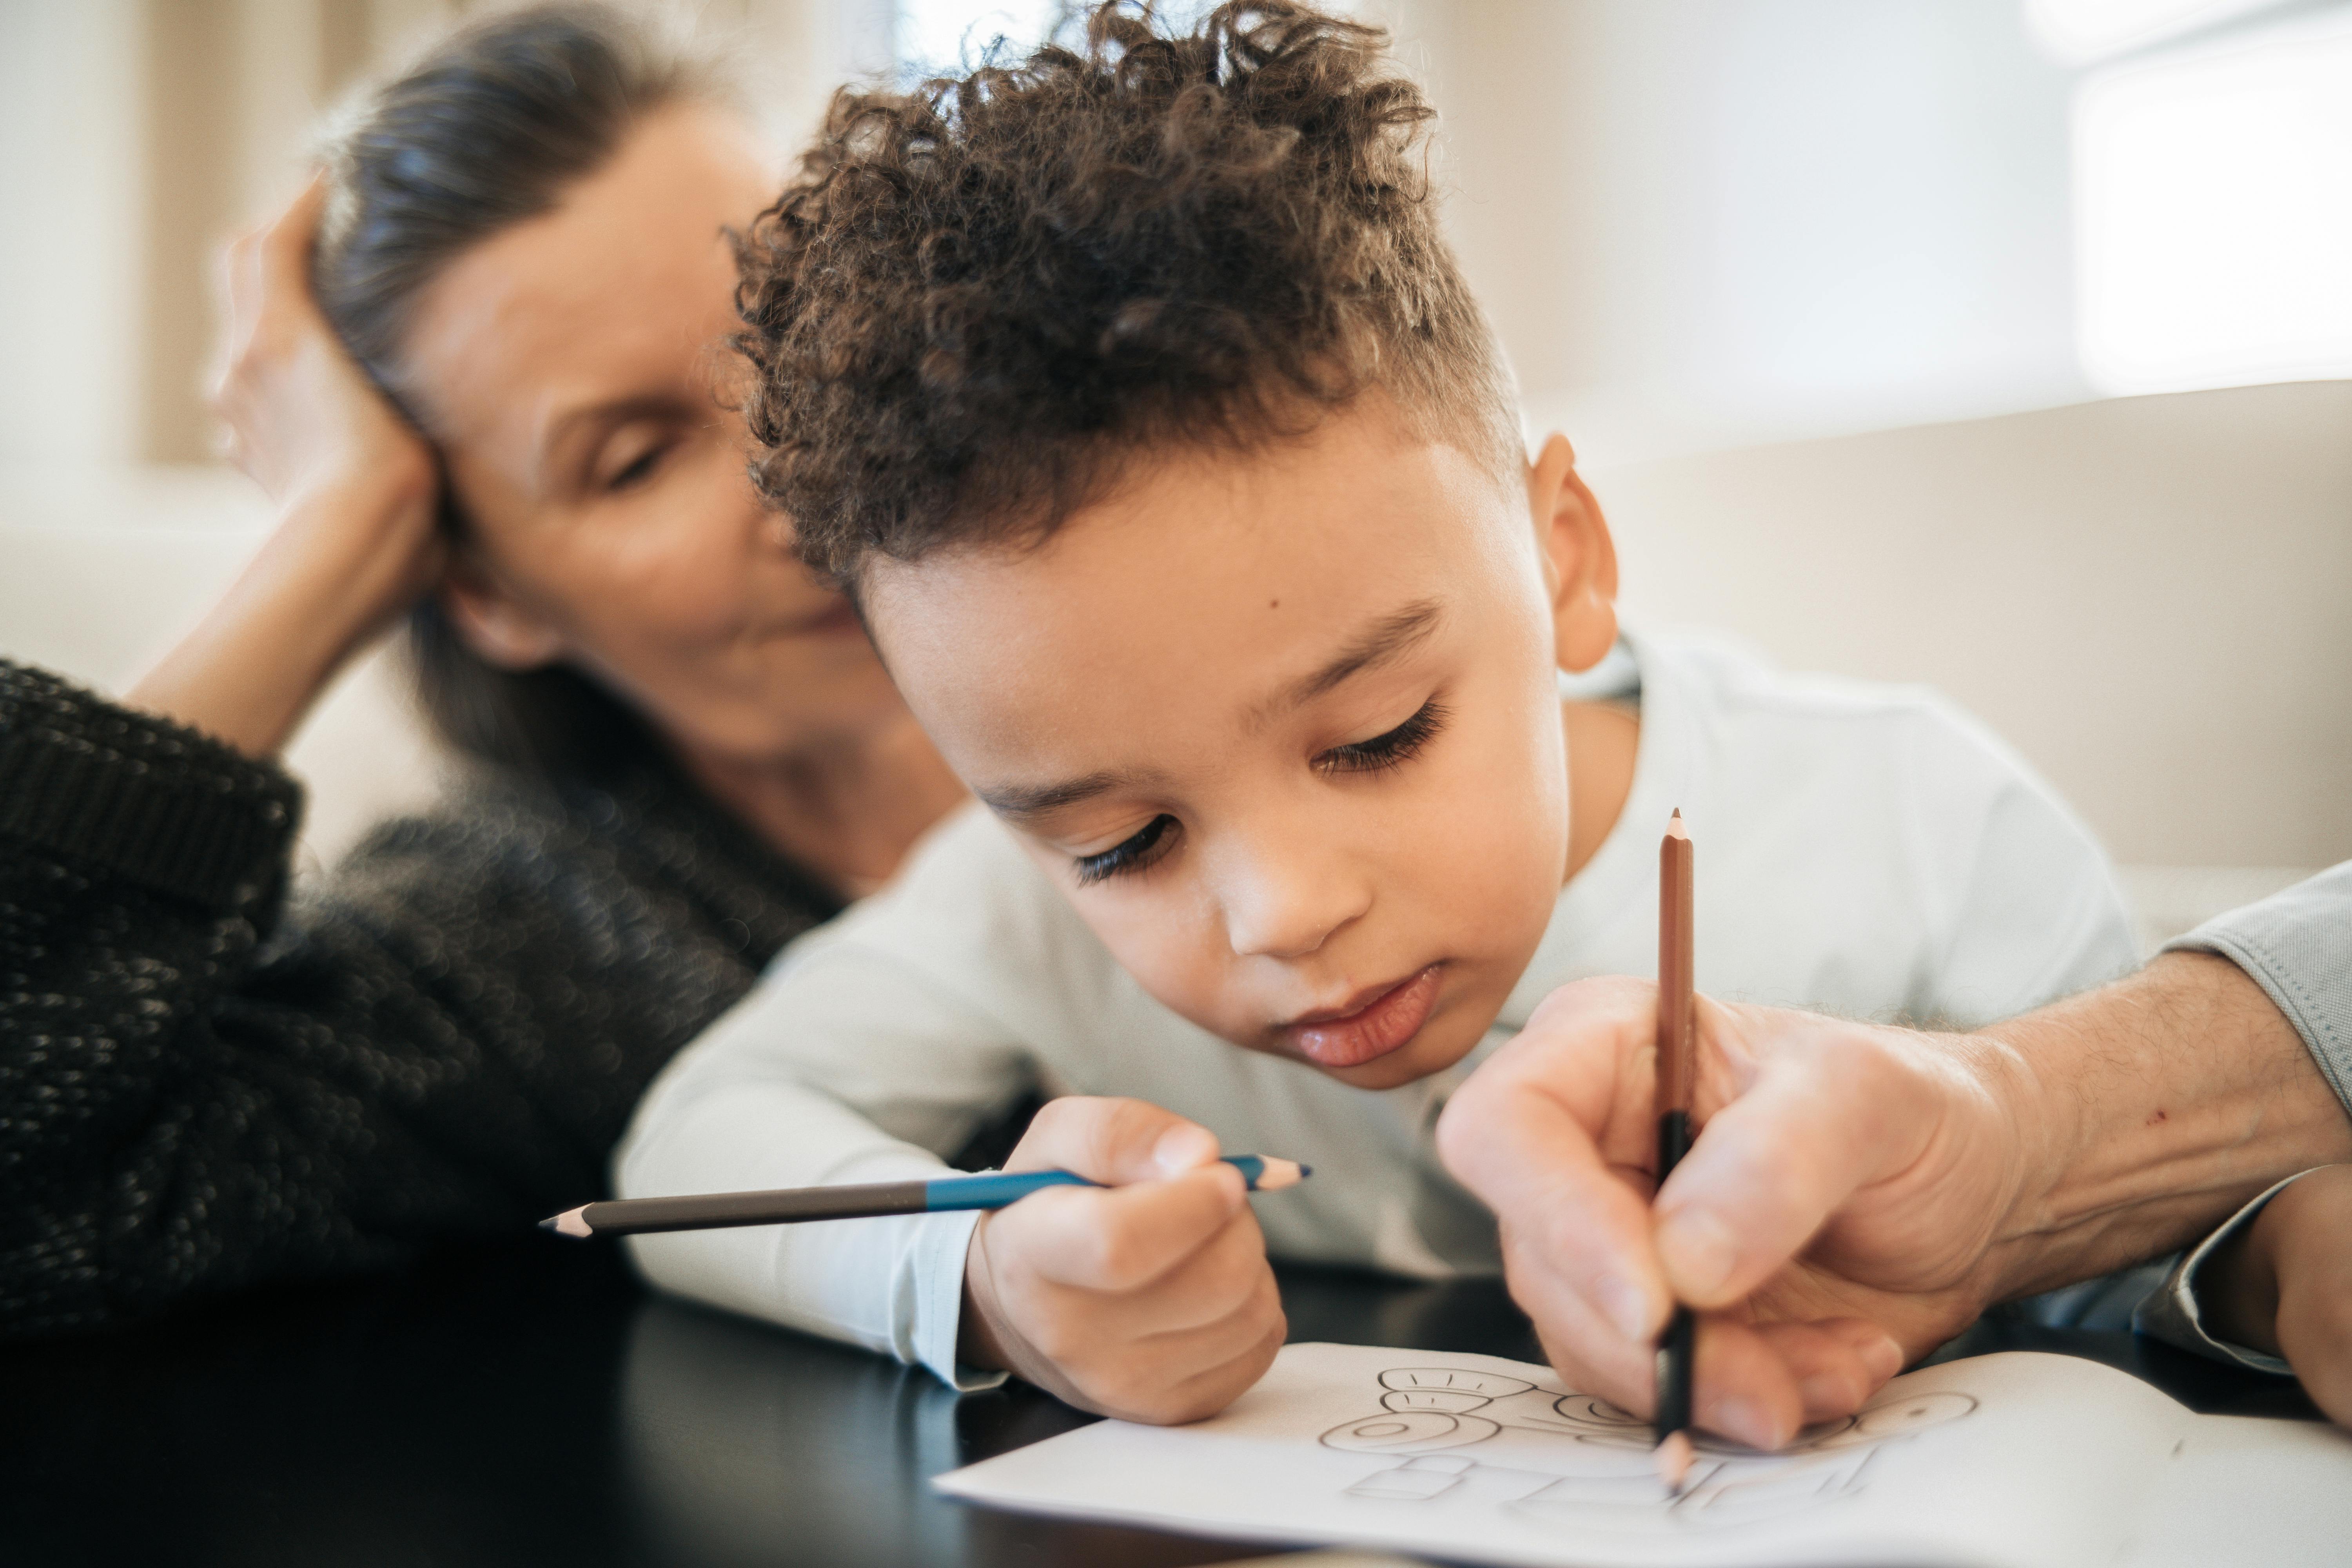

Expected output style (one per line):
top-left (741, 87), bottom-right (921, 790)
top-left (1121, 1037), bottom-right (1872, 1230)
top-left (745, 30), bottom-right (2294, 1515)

top-left (1653, 1430), bottom-right (1695, 1493)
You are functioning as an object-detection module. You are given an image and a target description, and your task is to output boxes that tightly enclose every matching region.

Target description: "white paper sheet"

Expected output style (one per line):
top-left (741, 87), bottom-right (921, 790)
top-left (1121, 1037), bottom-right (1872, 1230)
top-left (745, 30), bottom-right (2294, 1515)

top-left (936, 1343), bottom-right (2222, 1568)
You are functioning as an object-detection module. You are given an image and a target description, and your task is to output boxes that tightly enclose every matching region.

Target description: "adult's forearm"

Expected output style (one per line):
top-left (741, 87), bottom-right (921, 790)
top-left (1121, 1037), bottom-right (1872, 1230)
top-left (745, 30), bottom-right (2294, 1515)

top-left (127, 478), bottom-right (438, 759)
top-left (1987, 951), bottom-right (2352, 1300)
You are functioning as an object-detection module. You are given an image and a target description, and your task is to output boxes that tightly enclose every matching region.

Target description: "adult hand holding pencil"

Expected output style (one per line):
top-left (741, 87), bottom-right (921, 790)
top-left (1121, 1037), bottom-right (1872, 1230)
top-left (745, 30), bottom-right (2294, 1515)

top-left (1438, 832), bottom-right (1932, 1459)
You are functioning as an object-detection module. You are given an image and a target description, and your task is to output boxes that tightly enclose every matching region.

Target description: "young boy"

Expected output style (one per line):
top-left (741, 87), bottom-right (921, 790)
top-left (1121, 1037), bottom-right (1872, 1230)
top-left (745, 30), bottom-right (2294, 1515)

top-left (616, 2), bottom-right (2136, 1437)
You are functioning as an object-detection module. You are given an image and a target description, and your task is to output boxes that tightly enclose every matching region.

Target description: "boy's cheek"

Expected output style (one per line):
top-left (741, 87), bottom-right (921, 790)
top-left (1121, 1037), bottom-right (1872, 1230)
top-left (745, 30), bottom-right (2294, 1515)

top-left (1099, 924), bottom-right (1269, 1048)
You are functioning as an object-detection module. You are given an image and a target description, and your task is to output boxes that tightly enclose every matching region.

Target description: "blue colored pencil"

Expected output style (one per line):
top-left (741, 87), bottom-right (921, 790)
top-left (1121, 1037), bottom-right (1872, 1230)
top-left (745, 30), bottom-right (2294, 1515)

top-left (541, 1155), bottom-right (1310, 1238)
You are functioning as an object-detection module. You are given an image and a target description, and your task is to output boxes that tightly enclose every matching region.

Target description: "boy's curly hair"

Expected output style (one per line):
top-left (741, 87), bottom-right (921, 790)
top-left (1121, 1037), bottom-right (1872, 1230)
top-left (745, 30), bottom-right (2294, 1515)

top-left (734, 0), bottom-right (1519, 587)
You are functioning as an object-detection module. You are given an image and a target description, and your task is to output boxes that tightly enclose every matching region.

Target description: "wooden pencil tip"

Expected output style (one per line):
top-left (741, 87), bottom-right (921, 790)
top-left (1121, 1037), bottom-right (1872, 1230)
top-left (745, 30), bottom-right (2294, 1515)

top-left (1653, 1430), bottom-right (1695, 1492)
top-left (1252, 1157), bottom-right (1309, 1191)
top-left (1666, 809), bottom-right (1688, 839)
top-left (543, 1206), bottom-right (593, 1239)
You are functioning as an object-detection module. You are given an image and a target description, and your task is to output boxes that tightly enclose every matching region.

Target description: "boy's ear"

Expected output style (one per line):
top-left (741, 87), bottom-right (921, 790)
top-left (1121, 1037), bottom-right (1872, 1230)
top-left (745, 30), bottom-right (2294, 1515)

top-left (1526, 432), bottom-right (1620, 674)
top-left (437, 550), bottom-right (568, 671)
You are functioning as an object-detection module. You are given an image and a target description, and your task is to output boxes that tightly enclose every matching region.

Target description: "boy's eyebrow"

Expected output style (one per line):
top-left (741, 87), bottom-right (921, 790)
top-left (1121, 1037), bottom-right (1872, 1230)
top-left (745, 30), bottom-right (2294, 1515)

top-left (977, 769), bottom-right (1134, 820)
top-left (1269, 599), bottom-right (1445, 716)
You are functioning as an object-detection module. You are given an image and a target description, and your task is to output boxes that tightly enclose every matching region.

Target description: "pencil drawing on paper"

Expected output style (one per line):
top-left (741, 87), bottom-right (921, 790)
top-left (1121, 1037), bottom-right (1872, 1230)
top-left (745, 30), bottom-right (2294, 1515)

top-left (1320, 1367), bottom-right (1977, 1532)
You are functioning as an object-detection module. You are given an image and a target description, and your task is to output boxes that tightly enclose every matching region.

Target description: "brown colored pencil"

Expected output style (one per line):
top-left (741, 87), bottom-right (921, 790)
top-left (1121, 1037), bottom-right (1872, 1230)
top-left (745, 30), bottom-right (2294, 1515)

top-left (1653, 808), bottom-right (1698, 1490)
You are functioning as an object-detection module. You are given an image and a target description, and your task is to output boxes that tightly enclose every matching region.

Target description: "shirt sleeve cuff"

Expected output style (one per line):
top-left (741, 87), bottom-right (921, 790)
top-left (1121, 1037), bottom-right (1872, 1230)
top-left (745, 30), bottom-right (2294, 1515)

top-left (909, 1205), bottom-right (1009, 1393)
top-left (2132, 1170), bottom-right (2322, 1375)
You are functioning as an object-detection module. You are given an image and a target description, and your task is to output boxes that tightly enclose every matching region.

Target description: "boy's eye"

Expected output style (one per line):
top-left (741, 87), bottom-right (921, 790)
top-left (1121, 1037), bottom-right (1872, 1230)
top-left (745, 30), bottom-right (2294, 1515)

top-left (1072, 814), bottom-right (1178, 886)
top-left (1318, 697), bottom-right (1448, 775)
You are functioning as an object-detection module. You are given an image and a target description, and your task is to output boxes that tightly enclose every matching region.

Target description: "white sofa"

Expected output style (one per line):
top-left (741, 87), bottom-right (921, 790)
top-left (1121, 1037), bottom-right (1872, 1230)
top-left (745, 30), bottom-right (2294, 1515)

top-left (5, 379), bottom-right (2346, 945)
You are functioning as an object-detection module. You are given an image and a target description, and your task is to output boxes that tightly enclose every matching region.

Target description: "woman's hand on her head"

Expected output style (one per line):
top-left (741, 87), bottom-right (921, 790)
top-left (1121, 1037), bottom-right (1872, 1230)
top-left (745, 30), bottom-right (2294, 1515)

top-left (958, 1096), bottom-right (1286, 1425)
top-left (128, 178), bottom-right (450, 757)
top-left (213, 176), bottom-right (438, 538)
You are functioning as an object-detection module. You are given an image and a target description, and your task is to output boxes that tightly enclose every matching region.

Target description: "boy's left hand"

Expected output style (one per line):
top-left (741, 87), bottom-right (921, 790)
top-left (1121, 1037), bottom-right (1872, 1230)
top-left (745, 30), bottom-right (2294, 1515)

top-left (2201, 1165), bottom-right (2352, 1426)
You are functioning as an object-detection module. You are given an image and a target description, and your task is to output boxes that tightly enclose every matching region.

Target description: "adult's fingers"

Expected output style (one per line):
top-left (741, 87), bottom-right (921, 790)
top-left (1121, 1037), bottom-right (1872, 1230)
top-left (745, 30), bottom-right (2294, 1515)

top-left (1439, 978), bottom-right (1673, 1346)
top-left (1653, 1014), bottom-right (1943, 1309)
top-left (1009, 1094), bottom-right (1223, 1184)
top-left (1749, 1318), bottom-right (1906, 1423)
top-left (260, 174), bottom-right (330, 292)
top-left (1516, 1235), bottom-right (1659, 1415)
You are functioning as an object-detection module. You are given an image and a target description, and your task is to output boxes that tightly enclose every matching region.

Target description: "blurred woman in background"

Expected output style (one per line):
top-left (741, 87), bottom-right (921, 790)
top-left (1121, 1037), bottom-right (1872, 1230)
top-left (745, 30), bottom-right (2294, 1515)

top-left (0, 4), bottom-right (978, 1336)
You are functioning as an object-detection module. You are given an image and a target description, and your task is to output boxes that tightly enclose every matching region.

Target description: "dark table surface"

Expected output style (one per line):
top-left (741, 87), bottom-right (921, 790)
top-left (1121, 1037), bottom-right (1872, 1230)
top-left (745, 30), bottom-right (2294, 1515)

top-left (4, 1238), bottom-right (2320, 1568)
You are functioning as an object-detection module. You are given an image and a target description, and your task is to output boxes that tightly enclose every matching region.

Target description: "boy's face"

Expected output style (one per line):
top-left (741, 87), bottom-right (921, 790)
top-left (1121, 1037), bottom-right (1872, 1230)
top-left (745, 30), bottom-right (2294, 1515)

top-left (865, 397), bottom-right (1595, 1090)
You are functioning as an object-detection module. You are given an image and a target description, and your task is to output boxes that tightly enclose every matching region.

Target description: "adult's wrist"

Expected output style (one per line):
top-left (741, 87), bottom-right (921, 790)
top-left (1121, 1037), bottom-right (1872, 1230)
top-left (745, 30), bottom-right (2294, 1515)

top-left (1975, 954), bottom-right (2350, 1303)
top-left (1913, 1021), bottom-right (2060, 1316)
top-left (128, 471), bottom-right (444, 758)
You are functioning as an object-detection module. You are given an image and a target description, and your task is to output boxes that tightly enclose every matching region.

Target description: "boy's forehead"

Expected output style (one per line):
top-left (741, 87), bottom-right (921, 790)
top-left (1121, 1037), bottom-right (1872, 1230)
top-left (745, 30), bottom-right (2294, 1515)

top-left (862, 418), bottom-right (1528, 777)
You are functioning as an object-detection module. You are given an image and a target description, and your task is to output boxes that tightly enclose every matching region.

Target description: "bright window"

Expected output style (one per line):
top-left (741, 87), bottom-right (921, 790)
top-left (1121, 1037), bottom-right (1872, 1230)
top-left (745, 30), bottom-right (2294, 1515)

top-left (896, 0), bottom-right (1065, 75)
top-left (2074, 13), bottom-right (2352, 394)
top-left (2026, 0), bottom-right (2291, 62)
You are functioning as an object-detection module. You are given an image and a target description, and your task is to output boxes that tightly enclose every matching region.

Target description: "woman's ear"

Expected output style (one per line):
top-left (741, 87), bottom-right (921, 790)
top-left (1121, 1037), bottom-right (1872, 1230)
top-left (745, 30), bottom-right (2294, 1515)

top-left (1526, 432), bottom-right (1620, 674)
top-left (437, 551), bottom-right (566, 671)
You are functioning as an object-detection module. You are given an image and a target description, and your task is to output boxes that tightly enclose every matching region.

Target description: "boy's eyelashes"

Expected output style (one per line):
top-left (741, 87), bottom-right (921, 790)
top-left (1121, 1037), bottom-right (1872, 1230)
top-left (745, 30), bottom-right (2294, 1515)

top-left (1315, 696), bottom-right (1450, 776)
top-left (1065, 696), bottom-right (1452, 887)
top-left (1073, 813), bottom-right (1177, 886)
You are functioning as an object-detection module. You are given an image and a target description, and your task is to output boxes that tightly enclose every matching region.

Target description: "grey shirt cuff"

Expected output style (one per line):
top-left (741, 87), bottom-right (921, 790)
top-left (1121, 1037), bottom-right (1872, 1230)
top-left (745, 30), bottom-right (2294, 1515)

top-left (2163, 860), bottom-right (2352, 1123)
top-left (2131, 1171), bottom-right (2322, 1376)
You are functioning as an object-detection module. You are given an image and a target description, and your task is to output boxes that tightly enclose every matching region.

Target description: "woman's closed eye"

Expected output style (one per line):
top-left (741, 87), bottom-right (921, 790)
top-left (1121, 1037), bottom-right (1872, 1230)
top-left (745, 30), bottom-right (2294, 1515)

top-left (589, 422), bottom-right (677, 494)
top-left (1072, 813), bottom-right (1177, 886)
top-left (1317, 696), bottom-right (1448, 775)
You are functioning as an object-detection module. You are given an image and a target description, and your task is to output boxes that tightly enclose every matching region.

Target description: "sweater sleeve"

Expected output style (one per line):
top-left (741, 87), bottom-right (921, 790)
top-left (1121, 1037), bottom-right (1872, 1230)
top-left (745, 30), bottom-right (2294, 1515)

top-left (1, 661), bottom-right (309, 1331)
top-left (0, 663), bottom-right (779, 1338)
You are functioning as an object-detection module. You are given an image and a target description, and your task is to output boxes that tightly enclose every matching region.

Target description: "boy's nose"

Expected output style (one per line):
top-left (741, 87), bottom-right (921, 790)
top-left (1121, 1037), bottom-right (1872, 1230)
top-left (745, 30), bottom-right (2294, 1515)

top-left (1218, 842), bottom-right (1372, 962)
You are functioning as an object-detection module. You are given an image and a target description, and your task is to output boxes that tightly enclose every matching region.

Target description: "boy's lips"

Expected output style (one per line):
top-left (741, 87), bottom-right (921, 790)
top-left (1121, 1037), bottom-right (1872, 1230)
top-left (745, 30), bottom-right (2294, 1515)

top-left (1283, 966), bottom-right (1443, 1070)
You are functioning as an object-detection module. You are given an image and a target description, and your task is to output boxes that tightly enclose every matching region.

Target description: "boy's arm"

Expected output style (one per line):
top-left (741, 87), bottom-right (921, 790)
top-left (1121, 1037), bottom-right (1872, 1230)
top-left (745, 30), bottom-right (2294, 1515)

top-left (612, 807), bottom-right (1285, 1416)
top-left (614, 944), bottom-right (1033, 1388)
top-left (616, 947), bottom-right (1286, 1417)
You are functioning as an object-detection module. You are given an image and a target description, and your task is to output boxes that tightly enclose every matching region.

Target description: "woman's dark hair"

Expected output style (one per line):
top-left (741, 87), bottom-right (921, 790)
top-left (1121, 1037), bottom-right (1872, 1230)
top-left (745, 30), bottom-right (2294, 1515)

top-left (313, 4), bottom-right (721, 784)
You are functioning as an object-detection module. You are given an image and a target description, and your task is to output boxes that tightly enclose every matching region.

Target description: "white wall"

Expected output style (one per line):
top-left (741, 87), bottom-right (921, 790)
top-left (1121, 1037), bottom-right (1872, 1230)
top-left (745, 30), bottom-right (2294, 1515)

top-left (0, 0), bottom-right (145, 466)
top-left (1377, 0), bottom-right (2096, 467)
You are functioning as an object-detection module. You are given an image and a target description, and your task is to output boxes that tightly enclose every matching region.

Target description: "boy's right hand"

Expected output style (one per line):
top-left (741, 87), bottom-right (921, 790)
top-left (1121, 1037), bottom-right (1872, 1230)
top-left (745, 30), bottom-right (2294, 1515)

top-left (2202, 1164), bottom-right (2352, 1426)
top-left (958, 1096), bottom-right (1285, 1425)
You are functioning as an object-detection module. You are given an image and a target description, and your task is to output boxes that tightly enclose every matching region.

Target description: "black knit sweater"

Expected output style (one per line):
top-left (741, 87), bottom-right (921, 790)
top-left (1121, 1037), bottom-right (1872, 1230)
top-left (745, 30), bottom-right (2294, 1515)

top-left (0, 660), bottom-right (846, 1338)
